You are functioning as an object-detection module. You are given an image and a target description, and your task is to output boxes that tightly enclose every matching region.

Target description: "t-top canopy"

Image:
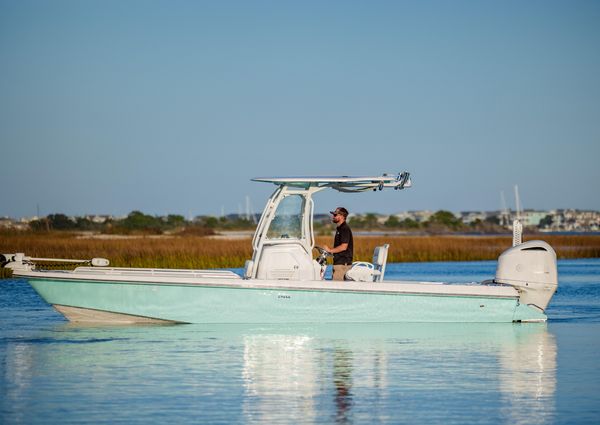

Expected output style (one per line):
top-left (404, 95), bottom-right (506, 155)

top-left (252, 172), bottom-right (411, 192)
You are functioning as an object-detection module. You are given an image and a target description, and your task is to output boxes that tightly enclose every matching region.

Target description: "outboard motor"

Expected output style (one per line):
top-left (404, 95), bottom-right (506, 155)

top-left (495, 240), bottom-right (558, 312)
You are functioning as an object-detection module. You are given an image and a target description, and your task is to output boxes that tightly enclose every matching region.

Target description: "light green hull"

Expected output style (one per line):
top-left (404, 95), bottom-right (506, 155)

top-left (27, 278), bottom-right (547, 324)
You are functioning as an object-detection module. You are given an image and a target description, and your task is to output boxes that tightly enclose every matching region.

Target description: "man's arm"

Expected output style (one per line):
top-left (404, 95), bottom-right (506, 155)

top-left (324, 243), bottom-right (348, 254)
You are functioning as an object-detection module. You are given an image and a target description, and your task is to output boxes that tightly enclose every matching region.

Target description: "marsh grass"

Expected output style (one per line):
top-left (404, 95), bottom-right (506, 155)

top-left (345, 235), bottom-right (600, 263)
top-left (1, 232), bottom-right (598, 270)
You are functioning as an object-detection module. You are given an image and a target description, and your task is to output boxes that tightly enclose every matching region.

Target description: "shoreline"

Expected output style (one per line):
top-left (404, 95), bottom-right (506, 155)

top-left (14, 229), bottom-right (600, 240)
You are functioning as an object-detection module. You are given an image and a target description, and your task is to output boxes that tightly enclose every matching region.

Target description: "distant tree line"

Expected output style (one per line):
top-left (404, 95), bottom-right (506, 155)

top-left (29, 214), bottom-right (107, 232)
top-left (26, 211), bottom-right (262, 235)
top-left (15, 209), bottom-right (598, 235)
top-left (25, 209), bottom-right (508, 235)
top-left (347, 210), bottom-right (506, 234)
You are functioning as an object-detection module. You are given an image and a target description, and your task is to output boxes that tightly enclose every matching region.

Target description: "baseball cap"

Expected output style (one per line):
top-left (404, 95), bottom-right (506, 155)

top-left (329, 207), bottom-right (349, 217)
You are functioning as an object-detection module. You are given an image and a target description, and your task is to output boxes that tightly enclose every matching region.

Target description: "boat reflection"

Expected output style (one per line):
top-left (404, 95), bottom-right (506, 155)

top-left (332, 347), bottom-right (353, 424)
top-left (239, 323), bottom-right (556, 424)
top-left (498, 326), bottom-right (556, 425)
top-left (2, 323), bottom-right (556, 424)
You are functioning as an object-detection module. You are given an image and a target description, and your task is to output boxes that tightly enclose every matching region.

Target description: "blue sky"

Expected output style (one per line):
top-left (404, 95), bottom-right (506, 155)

top-left (1, 0), bottom-right (599, 218)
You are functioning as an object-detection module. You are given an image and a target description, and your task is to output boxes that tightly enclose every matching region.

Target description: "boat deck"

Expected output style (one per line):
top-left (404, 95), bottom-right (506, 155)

top-left (16, 267), bottom-right (519, 299)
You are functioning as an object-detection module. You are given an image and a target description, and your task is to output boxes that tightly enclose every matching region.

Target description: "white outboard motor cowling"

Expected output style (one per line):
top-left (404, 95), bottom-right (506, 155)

top-left (495, 240), bottom-right (558, 312)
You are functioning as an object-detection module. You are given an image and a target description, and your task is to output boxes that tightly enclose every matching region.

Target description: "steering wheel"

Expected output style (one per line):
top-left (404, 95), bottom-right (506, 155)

top-left (314, 246), bottom-right (331, 266)
top-left (314, 246), bottom-right (331, 257)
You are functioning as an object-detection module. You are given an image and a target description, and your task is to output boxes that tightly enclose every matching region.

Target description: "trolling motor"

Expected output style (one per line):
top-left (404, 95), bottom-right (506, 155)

top-left (1, 253), bottom-right (33, 272)
top-left (0, 254), bottom-right (12, 267)
top-left (1, 253), bottom-right (110, 273)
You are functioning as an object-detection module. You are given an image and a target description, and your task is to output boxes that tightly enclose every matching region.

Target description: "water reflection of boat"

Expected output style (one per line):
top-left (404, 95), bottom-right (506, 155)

top-left (238, 323), bottom-right (557, 423)
top-left (498, 327), bottom-right (557, 425)
top-left (3, 323), bottom-right (556, 423)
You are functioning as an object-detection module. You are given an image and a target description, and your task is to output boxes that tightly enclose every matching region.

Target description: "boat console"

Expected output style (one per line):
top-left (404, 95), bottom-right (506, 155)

top-left (247, 174), bottom-right (411, 281)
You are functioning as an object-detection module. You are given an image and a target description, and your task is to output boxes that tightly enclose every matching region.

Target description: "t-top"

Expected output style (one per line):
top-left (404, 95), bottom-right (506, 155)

top-left (333, 221), bottom-right (354, 265)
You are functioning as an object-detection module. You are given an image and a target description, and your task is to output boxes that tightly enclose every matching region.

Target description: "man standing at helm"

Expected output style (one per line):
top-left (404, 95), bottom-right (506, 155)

top-left (324, 207), bottom-right (354, 281)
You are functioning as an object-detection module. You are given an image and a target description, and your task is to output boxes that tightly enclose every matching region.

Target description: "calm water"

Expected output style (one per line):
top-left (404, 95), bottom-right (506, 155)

top-left (1, 259), bottom-right (599, 424)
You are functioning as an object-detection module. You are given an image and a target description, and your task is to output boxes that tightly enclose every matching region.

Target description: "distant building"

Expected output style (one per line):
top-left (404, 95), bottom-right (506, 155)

top-left (1, 216), bottom-right (30, 231)
top-left (393, 210), bottom-right (434, 223)
top-left (19, 216), bottom-right (39, 224)
top-left (520, 210), bottom-right (549, 227)
top-left (459, 211), bottom-right (488, 225)
top-left (0, 217), bottom-right (13, 228)
top-left (85, 215), bottom-right (111, 224)
top-left (386, 209), bottom-right (599, 232)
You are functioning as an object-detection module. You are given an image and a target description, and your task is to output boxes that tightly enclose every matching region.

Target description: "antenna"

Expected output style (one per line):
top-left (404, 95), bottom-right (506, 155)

top-left (513, 185), bottom-right (522, 246)
top-left (514, 184), bottom-right (521, 220)
top-left (512, 219), bottom-right (523, 246)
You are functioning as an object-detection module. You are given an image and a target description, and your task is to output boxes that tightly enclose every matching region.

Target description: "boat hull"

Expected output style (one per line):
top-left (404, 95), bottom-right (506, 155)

top-left (26, 277), bottom-right (547, 324)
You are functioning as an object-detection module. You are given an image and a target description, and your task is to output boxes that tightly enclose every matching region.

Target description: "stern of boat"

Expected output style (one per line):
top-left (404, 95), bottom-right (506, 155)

top-left (495, 240), bottom-right (558, 315)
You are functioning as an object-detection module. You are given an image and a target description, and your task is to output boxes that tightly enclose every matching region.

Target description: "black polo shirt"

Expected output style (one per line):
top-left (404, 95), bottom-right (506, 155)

top-left (333, 221), bottom-right (353, 265)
